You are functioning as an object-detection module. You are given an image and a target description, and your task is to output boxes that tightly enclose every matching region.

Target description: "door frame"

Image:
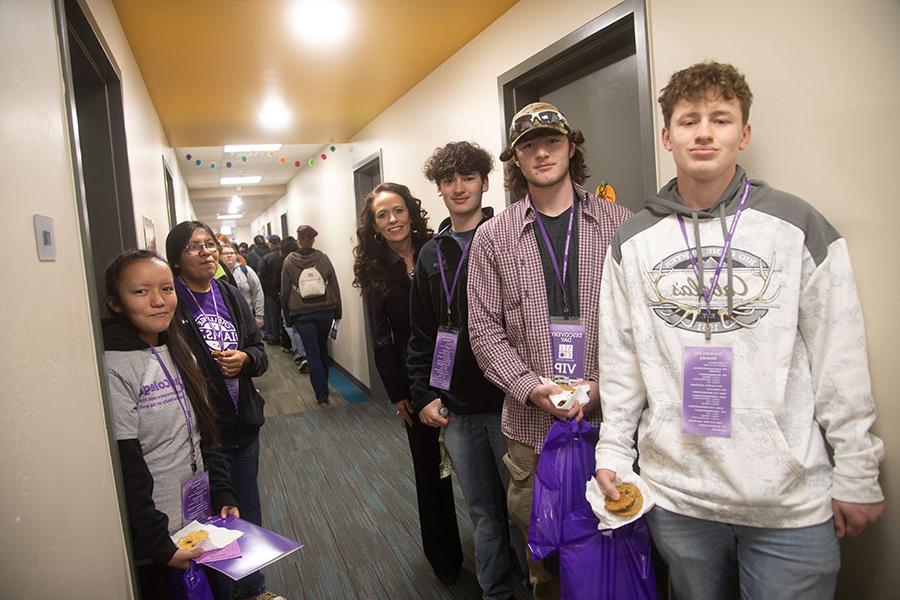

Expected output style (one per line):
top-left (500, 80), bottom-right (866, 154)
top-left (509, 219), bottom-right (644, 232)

top-left (497, 0), bottom-right (656, 205)
top-left (53, 0), bottom-right (138, 596)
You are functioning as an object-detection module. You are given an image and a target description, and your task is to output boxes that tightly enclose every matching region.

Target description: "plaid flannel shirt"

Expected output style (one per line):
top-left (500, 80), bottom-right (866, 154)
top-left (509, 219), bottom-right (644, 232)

top-left (468, 184), bottom-right (631, 453)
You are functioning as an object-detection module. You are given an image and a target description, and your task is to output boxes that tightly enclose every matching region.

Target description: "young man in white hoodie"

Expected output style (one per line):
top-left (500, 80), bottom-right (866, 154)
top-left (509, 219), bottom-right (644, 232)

top-left (594, 61), bottom-right (885, 600)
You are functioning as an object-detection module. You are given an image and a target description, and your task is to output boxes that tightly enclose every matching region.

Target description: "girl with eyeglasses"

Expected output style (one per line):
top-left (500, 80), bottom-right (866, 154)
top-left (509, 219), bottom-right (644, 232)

top-left (164, 221), bottom-right (282, 600)
top-left (101, 249), bottom-right (238, 599)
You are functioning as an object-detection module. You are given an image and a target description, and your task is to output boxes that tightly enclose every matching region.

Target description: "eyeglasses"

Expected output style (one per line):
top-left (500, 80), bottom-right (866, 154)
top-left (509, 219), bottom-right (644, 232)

top-left (183, 240), bottom-right (219, 255)
top-left (512, 109), bottom-right (569, 135)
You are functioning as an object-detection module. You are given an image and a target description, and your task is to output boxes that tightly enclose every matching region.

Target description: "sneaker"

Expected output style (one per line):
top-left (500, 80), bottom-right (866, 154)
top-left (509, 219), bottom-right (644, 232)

top-left (292, 355), bottom-right (302, 365)
top-left (316, 396), bottom-right (329, 406)
top-left (298, 359), bottom-right (309, 373)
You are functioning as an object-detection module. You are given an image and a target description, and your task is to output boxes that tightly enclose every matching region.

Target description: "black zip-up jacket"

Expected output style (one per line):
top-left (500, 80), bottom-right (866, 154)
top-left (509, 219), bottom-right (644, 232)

top-left (407, 209), bottom-right (504, 415)
top-left (175, 279), bottom-right (269, 448)
top-left (102, 316), bottom-right (237, 567)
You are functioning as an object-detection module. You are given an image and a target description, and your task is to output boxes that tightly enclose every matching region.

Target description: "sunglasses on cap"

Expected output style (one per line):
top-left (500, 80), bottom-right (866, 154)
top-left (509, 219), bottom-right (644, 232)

top-left (511, 109), bottom-right (570, 135)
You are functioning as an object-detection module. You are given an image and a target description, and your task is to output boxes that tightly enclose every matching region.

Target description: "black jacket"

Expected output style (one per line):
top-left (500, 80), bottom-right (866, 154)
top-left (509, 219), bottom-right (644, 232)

top-left (259, 249), bottom-right (283, 296)
top-left (102, 316), bottom-right (237, 567)
top-left (176, 279), bottom-right (269, 448)
top-left (364, 248), bottom-right (420, 403)
top-left (407, 210), bottom-right (504, 415)
top-left (244, 247), bottom-right (263, 273)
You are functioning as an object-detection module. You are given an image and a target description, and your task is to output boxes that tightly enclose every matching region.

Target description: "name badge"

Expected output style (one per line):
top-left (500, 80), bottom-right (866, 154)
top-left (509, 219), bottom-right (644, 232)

top-left (549, 319), bottom-right (585, 384)
top-left (430, 328), bottom-right (459, 391)
top-left (181, 471), bottom-right (211, 525)
top-left (682, 345), bottom-right (733, 437)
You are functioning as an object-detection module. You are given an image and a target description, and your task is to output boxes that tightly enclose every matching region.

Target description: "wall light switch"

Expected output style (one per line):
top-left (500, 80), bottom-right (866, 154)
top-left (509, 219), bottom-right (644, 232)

top-left (33, 214), bottom-right (56, 261)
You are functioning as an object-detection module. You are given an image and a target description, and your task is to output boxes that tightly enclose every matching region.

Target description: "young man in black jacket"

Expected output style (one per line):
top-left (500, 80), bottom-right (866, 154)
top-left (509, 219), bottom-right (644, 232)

top-left (408, 141), bottom-right (521, 600)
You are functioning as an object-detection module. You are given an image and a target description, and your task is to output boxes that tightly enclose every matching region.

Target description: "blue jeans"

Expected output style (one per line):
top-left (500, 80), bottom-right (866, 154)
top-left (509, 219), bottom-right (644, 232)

top-left (283, 317), bottom-right (306, 358)
top-left (645, 506), bottom-right (840, 600)
top-left (293, 310), bottom-right (333, 400)
top-left (211, 437), bottom-right (265, 599)
top-left (443, 412), bottom-right (515, 600)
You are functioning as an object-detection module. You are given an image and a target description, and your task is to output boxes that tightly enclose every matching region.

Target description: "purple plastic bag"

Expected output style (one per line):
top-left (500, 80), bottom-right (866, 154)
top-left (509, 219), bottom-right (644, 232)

top-left (166, 561), bottom-right (215, 600)
top-left (529, 419), bottom-right (657, 600)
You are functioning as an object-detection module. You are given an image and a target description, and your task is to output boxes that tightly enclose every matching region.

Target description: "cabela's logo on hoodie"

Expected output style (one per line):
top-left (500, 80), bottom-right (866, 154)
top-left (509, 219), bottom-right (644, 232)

top-left (643, 246), bottom-right (781, 335)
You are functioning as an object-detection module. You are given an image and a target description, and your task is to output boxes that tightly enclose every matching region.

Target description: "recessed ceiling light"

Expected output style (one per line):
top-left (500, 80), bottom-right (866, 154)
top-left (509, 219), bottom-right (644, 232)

top-left (258, 98), bottom-right (291, 130)
top-left (291, 0), bottom-right (352, 45)
top-left (224, 144), bottom-right (282, 153)
top-left (231, 195), bottom-right (243, 207)
top-left (217, 213), bottom-right (245, 220)
top-left (220, 176), bottom-right (261, 185)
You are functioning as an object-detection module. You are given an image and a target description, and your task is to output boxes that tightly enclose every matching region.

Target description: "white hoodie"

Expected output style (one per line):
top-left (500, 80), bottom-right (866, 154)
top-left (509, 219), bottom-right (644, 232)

top-left (594, 167), bottom-right (884, 527)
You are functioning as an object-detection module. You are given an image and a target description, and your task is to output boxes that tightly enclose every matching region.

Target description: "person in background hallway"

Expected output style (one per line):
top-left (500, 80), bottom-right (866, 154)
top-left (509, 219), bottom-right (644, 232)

top-left (409, 142), bottom-right (520, 599)
top-left (244, 235), bottom-right (266, 273)
top-left (352, 182), bottom-right (463, 585)
top-left (165, 222), bottom-right (284, 600)
top-left (101, 249), bottom-right (238, 599)
top-left (467, 102), bottom-right (631, 599)
top-left (214, 233), bottom-right (237, 286)
top-left (278, 236), bottom-right (308, 373)
top-left (221, 242), bottom-right (264, 329)
top-left (258, 234), bottom-right (283, 344)
top-left (594, 61), bottom-right (885, 600)
top-left (281, 225), bottom-right (341, 405)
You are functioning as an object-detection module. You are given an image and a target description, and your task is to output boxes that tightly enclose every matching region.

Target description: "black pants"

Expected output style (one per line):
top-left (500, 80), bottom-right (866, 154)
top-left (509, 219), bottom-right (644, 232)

top-left (405, 418), bottom-right (463, 577)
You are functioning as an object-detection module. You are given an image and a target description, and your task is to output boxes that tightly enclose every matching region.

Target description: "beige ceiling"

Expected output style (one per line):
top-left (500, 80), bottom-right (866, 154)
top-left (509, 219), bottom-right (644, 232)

top-left (113, 0), bottom-right (519, 148)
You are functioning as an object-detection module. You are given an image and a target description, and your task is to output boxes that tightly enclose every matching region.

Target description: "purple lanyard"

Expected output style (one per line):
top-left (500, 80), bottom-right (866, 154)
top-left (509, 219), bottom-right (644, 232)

top-left (180, 278), bottom-right (225, 352)
top-left (148, 346), bottom-right (198, 473)
top-left (434, 237), bottom-right (473, 325)
top-left (533, 203), bottom-right (575, 315)
top-left (676, 180), bottom-right (752, 306)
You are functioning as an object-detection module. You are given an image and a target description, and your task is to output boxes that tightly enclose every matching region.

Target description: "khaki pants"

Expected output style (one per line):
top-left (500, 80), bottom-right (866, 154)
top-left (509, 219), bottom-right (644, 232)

top-left (503, 437), bottom-right (560, 600)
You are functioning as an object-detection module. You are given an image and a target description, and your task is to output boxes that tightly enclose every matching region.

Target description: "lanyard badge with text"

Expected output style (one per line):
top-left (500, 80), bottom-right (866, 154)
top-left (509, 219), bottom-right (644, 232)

top-left (677, 179), bottom-right (750, 437)
top-left (429, 238), bottom-right (472, 391)
top-left (534, 204), bottom-right (585, 384)
top-left (149, 346), bottom-right (211, 521)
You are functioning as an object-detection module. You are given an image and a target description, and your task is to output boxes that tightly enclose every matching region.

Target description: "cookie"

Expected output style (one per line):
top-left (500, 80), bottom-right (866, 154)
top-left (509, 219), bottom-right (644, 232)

top-left (604, 482), bottom-right (643, 517)
top-left (176, 529), bottom-right (209, 550)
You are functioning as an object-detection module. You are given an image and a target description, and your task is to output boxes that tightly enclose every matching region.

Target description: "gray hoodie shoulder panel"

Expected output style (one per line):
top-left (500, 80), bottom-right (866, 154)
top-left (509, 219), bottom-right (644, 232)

top-left (610, 209), bottom-right (668, 263)
top-left (752, 188), bottom-right (842, 267)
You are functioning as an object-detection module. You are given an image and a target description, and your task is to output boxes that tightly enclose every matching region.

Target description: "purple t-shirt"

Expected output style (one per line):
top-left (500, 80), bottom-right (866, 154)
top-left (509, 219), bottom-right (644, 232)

top-left (179, 279), bottom-right (240, 405)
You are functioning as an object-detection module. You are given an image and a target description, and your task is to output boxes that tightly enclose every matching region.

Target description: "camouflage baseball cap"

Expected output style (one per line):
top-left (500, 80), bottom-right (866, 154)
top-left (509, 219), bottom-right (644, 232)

top-left (499, 102), bottom-right (573, 161)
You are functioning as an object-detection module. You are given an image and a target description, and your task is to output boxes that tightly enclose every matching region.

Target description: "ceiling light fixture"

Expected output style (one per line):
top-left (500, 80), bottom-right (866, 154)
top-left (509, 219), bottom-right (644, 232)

top-left (290, 0), bottom-right (352, 45)
top-left (258, 98), bottom-right (291, 130)
top-left (217, 213), bottom-right (245, 220)
top-left (220, 176), bottom-right (261, 185)
top-left (224, 144), bottom-right (282, 153)
top-left (230, 195), bottom-right (243, 207)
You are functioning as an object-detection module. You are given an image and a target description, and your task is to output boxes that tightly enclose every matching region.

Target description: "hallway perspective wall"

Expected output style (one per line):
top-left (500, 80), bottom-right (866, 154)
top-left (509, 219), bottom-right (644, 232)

top-left (254, 0), bottom-right (897, 597)
top-left (2, 0), bottom-right (194, 597)
top-left (1, 0), bottom-right (131, 597)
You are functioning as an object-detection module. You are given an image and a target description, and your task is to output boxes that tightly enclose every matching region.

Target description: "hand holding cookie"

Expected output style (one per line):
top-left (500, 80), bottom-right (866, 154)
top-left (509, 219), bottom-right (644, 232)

top-left (604, 482), bottom-right (644, 517)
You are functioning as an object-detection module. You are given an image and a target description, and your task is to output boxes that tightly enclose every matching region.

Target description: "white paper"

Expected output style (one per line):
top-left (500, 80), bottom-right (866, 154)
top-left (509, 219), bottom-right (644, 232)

top-left (329, 319), bottom-right (340, 341)
top-left (170, 519), bottom-right (244, 552)
top-left (540, 376), bottom-right (589, 410)
top-left (585, 471), bottom-right (655, 530)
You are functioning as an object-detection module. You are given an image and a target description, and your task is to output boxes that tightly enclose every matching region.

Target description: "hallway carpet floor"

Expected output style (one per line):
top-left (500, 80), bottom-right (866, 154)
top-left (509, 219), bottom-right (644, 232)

top-left (251, 349), bottom-right (529, 599)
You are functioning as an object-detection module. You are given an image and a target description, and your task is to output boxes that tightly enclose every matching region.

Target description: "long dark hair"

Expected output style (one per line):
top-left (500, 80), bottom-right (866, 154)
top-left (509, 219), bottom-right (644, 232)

top-left (105, 250), bottom-right (220, 448)
top-left (503, 130), bottom-right (589, 200)
top-left (165, 220), bottom-right (218, 275)
top-left (352, 182), bottom-right (433, 299)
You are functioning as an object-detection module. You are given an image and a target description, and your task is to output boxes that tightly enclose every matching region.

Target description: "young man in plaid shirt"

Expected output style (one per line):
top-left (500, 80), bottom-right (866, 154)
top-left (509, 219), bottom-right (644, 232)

top-left (468, 102), bottom-right (631, 598)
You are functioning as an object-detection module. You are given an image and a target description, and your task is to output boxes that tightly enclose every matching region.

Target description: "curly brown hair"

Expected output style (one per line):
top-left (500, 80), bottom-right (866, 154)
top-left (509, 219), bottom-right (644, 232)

top-left (352, 182), bottom-right (434, 299)
top-left (659, 61), bottom-right (753, 128)
top-left (423, 141), bottom-right (494, 184)
top-left (503, 130), bottom-right (588, 200)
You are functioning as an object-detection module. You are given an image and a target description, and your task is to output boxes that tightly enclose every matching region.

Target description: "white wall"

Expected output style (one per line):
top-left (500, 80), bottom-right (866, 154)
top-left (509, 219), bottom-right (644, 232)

top-left (1, 0), bottom-right (194, 596)
top-left (253, 0), bottom-right (899, 595)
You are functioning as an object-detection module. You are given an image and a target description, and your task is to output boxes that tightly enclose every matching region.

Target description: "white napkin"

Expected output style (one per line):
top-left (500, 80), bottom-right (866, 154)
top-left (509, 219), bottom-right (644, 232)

top-left (586, 471), bottom-right (655, 530)
top-left (170, 520), bottom-right (244, 552)
top-left (539, 376), bottom-right (590, 411)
